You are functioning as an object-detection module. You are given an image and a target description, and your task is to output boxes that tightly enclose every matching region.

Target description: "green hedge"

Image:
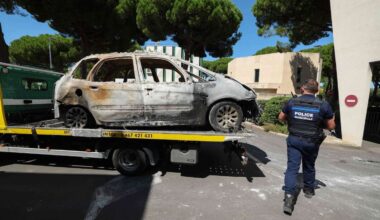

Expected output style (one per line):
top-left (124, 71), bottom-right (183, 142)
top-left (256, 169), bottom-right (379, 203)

top-left (262, 123), bottom-right (288, 134)
top-left (259, 96), bottom-right (291, 125)
top-left (257, 100), bottom-right (268, 112)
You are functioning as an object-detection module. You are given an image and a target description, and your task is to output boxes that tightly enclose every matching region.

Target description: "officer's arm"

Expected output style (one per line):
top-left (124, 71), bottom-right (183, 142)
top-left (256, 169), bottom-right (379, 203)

top-left (326, 116), bottom-right (336, 130)
top-left (279, 100), bottom-right (290, 122)
top-left (278, 111), bottom-right (287, 122)
top-left (323, 102), bottom-right (336, 130)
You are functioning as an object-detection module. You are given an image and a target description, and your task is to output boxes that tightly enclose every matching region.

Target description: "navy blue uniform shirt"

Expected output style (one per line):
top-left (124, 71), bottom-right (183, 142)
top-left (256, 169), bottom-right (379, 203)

top-left (282, 94), bottom-right (334, 121)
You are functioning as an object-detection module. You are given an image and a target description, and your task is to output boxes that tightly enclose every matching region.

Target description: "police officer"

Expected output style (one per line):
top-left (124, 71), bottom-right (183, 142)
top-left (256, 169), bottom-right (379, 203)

top-left (278, 79), bottom-right (335, 215)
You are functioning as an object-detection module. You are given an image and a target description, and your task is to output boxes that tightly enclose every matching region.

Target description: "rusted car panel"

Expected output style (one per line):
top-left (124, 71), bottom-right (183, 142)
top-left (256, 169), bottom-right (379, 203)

top-left (54, 51), bottom-right (260, 130)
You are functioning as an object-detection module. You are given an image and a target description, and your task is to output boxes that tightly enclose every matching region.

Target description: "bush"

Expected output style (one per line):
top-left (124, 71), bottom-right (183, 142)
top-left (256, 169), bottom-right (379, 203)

top-left (259, 96), bottom-right (291, 125)
top-left (262, 123), bottom-right (288, 134)
top-left (257, 100), bottom-right (268, 112)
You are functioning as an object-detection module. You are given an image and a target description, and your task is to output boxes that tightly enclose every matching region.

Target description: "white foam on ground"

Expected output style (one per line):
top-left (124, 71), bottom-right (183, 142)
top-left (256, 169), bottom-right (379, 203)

top-left (250, 188), bottom-right (260, 193)
top-left (152, 172), bottom-right (163, 185)
top-left (258, 193), bottom-right (267, 200)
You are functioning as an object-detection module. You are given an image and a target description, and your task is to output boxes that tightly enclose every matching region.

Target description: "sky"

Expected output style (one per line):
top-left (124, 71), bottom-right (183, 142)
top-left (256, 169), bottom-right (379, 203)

top-left (0, 0), bottom-right (333, 61)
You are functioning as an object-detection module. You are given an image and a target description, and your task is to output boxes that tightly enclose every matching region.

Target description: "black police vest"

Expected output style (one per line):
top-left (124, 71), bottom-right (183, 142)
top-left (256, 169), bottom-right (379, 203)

top-left (287, 96), bottom-right (324, 139)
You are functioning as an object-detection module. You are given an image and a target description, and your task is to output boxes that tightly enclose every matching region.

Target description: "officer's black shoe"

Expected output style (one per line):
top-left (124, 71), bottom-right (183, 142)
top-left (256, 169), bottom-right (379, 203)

top-left (283, 193), bottom-right (295, 215)
top-left (303, 188), bottom-right (315, 198)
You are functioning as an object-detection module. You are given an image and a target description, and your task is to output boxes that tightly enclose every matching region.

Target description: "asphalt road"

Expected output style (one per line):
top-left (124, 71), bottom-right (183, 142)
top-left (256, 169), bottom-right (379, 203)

top-left (0, 127), bottom-right (379, 220)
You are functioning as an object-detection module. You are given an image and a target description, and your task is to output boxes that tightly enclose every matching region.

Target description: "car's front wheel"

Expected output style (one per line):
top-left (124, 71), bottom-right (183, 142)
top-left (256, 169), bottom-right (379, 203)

top-left (208, 101), bottom-right (243, 132)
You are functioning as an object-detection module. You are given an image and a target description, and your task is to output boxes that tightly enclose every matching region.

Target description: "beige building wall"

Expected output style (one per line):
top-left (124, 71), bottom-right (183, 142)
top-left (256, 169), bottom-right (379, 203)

top-left (331, 0), bottom-right (380, 146)
top-left (228, 52), bottom-right (321, 100)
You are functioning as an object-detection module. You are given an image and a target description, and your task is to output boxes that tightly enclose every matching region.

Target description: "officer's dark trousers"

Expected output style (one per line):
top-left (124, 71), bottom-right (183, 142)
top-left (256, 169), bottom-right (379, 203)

top-left (284, 135), bottom-right (320, 194)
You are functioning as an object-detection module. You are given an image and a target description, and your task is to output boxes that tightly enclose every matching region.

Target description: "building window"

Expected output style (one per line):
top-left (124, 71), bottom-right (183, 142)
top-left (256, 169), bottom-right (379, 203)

top-left (296, 67), bottom-right (302, 83)
top-left (254, 69), bottom-right (260, 82)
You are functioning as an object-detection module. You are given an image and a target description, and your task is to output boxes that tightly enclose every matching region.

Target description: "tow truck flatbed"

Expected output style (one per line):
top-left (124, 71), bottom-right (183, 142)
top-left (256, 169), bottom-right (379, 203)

top-left (2, 119), bottom-right (252, 142)
top-left (0, 85), bottom-right (255, 175)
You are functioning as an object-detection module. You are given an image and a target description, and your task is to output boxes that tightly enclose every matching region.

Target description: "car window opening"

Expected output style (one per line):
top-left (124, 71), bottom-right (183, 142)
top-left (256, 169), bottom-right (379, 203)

top-left (72, 58), bottom-right (99, 80)
top-left (22, 78), bottom-right (48, 91)
top-left (140, 58), bottom-right (186, 83)
top-left (93, 58), bottom-right (136, 83)
top-left (186, 71), bottom-right (205, 83)
top-left (178, 59), bottom-right (216, 82)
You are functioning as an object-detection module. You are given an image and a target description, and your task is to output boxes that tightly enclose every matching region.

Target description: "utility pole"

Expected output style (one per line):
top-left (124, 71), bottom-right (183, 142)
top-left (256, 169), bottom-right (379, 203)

top-left (48, 37), bottom-right (53, 69)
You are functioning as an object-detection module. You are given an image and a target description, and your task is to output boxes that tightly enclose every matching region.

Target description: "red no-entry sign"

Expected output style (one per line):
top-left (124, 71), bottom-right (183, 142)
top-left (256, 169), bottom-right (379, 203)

top-left (345, 95), bottom-right (358, 107)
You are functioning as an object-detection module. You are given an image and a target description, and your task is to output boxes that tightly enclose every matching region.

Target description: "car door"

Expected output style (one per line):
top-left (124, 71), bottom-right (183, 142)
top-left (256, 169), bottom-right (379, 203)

top-left (136, 56), bottom-right (205, 126)
top-left (85, 56), bottom-right (144, 125)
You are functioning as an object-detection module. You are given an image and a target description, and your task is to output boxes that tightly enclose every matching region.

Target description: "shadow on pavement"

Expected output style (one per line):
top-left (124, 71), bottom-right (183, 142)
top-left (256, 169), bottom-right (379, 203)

top-left (0, 171), bottom-right (153, 220)
top-left (282, 172), bottom-right (328, 214)
top-left (243, 143), bottom-right (271, 164)
top-left (0, 153), bottom-right (114, 170)
top-left (0, 141), bottom-right (270, 219)
top-left (295, 173), bottom-right (327, 190)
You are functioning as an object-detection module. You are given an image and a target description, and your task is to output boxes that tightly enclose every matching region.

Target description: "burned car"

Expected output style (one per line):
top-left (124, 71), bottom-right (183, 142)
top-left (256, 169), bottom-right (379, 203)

top-left (54, 52), bottom-right (260, 132)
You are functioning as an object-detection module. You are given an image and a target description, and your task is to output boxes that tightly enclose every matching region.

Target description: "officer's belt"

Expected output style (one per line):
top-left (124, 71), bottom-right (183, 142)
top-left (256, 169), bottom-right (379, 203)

top-left (289, 133), bottom-right (321, 142)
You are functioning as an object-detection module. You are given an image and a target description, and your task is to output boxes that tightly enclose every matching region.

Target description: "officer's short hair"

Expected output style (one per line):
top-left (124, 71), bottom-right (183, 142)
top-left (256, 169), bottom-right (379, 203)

top-left (302, 79), bottom-right (319, 93)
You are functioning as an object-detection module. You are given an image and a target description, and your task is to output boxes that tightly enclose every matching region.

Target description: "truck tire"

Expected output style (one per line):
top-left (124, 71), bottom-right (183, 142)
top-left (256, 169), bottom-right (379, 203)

top-left (208, 101), bottom-right (243, 132)
top-left (112, 148), bottom-right (147, 176)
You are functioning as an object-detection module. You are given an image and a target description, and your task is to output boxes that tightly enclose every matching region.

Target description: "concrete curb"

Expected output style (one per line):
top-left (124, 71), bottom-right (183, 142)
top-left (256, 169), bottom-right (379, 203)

top-left (242, 122), bottom-right (349, 146)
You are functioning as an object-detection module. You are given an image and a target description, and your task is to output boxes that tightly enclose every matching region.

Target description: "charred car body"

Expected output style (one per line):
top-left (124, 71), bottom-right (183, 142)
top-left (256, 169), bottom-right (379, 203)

top-left (54, 52), bottom-right (260, 132)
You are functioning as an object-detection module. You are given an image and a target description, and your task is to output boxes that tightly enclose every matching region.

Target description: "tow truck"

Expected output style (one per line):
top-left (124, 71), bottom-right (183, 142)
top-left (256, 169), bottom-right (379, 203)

top-left (0, 84), bottom-right (256, 175)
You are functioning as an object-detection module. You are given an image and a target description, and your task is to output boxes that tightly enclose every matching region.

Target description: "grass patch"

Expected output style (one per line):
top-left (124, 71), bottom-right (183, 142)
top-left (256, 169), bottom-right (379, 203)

top-left (262, 123), bottom-right (288, 134)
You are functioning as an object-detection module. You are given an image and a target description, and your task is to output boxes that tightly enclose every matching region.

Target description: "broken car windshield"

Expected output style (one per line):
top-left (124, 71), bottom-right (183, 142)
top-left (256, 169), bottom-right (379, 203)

top-left (179, 60), bottom-right (216, 81)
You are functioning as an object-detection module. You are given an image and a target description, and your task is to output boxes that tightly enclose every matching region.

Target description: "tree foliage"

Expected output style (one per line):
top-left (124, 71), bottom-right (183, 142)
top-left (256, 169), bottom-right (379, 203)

top-left (15, 0), bottom-right (146, 56)
top-left (254, 46), bottom-right (278, 55)
top-left (301, 43), bottom-right (334, 78)
top-left (0, 0), bottom-right (17, 13)
top-left (136, 0), bottom-right (242, 59)
top-left (0, 23), bottom-right (9, 62)
top-left (254, 42), bottom-right (292, 55)
top-left (202, 57), bottom-right (233, 74)
top-left (252, 0), bottom-right (338, 110)
top-left (252, 0), bottom-right (332, 47)
top-left (0, 0), bottom-right (18, 62)
top-left (9, 34), bottom-right (80, 72)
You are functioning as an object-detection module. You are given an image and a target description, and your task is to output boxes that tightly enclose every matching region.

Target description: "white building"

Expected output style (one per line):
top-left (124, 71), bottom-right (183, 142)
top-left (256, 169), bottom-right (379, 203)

top-left (331, 0), bottom-right (380, 146)
top-left (145, 45), bottom-right (202, 82)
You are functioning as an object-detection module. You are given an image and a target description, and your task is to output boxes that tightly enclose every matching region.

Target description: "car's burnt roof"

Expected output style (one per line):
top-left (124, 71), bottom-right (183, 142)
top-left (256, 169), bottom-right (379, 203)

top-left (79, 51), bottom-right (218, 76)
top-left (82, 51), bottom-right (176, 60)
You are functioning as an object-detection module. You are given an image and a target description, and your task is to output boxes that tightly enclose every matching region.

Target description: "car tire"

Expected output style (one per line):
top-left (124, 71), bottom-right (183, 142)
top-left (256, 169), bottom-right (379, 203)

top-left (208, 101), bottom-right (243, 132)
top-left (64, 106), bottom-right (93, 128)
top-left (112, 148), bottom-right (148, 176)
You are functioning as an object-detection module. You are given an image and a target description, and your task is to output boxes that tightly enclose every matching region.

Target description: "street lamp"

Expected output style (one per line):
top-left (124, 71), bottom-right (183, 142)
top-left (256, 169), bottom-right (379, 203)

top-left (48, 37), bottom-right (53, 69)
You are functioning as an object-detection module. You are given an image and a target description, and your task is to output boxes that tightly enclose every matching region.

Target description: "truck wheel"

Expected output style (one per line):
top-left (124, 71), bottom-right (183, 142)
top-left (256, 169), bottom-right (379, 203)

top-left (209, 101), bottom-right (243, 132)
top-left (64, 106), bottom-right (92, 128)
top-left (112, 148), bottom-right (147, 176)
